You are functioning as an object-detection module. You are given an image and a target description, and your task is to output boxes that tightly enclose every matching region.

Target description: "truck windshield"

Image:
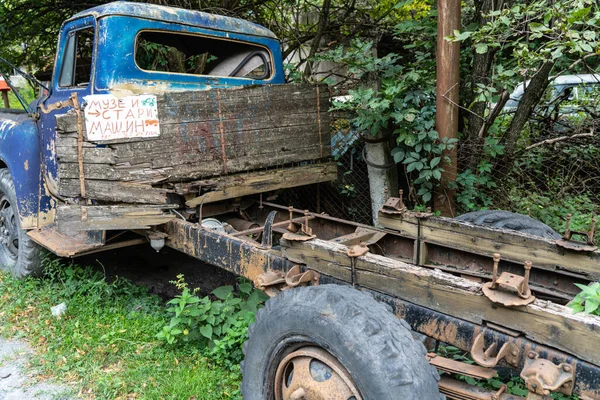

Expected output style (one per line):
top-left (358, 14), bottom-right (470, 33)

top-left (135, 31), bottom-right (271, 80)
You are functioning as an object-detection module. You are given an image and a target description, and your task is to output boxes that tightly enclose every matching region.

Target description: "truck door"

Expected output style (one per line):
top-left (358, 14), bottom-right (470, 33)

top-left (37, 16), bottom-right (96, 204)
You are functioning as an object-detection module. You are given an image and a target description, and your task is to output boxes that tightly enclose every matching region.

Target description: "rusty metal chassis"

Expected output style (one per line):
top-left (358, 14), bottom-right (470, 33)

top-left (164, 205), bottom-right (600, 399)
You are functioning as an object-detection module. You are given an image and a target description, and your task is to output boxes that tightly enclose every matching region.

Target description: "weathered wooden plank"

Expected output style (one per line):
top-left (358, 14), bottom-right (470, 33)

top-left (379, 212), bottom-right (600, 280)
top-left (56, 146), bottom-right (116, 164)
top-left (185, 162), bottom-right (337, 206)
top-left (58, 179), bottom-right (170, 203)
top-left (56, 204), bottom-right (174, 231)
top-left (280, 238), bottom-right (600, 367)
top-left (57, 144), bottom-right (328, 183)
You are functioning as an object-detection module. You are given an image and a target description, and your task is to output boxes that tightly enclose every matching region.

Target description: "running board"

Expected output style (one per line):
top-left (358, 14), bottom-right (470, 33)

top-left (27, 224), bottom-right (104, 257)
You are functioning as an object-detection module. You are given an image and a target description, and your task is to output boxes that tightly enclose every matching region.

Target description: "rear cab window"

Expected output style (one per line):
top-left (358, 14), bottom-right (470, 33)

top-left (59, 27), bottom-right (95, 88)
top-left (135, 31), bottom-right (272, 80)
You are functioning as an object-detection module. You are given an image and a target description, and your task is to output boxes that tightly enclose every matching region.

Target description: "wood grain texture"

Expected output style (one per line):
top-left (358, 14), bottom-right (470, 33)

top-left (281, 238), bottom-right (600, 367)
top-left (56, 205), bottom-right (175, 231)
top-left (54, 84), bottom-right (332, 204)
top-left (379, 212), bottom-right (600, 280)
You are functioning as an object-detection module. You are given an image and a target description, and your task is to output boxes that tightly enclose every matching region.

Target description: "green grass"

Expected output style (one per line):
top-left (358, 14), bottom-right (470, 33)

top-left (0, 256), bottom-right (241, 399)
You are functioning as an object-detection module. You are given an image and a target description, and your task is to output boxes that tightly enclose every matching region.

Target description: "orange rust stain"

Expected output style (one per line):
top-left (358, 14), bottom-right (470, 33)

top-left (239, 246), bottom-right (267, 281)
top-left (420, 318), bottom-right (460, 346)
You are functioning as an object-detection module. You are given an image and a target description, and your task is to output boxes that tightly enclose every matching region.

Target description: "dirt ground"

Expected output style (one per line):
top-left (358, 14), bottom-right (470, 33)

top-left (0, 337), bottom-right (74, 400)
top-left (77, 242), bottom-right (237, 299)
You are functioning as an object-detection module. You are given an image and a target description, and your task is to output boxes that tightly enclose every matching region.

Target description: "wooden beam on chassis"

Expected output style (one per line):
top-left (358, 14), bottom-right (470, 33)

top-left (279, 237), bottom-right (600, 368)
top-left (378, 211), bottom-right (600, 280)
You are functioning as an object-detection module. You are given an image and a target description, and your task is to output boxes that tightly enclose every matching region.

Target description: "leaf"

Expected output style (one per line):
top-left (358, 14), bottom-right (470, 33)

top-left (199, 325), bottom-right (213, 339)
top-left (430, 157), bottom-right (441, 168)
top-left (475, 43), bottom-right (488, 54)
top-left (585, 299), bottom-right (600, 315)
top-left (212, 286), bottom-right (233, 300)
top-left (238, 282), bottom-right (253, 295)
top-left (422, 192), bottom-right (432, 202)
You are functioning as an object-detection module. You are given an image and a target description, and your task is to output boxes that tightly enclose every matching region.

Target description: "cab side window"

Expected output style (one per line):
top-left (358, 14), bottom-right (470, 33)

top-left (59, 28), bottom-right (94, 88)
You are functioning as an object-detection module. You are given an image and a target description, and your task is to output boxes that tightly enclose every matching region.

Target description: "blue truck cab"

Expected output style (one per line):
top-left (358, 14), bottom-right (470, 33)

top-left (0, 1), bottom-right (286, 275)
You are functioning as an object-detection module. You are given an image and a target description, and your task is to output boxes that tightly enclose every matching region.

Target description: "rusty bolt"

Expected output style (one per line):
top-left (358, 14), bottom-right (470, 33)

top-left (563, 364), bottom-right (572, 373)
top-left (511, 350), bottom-right (518, 356)
top-left (360, 241), bottom-right (367, 248)
top-left (528, 352), bottom-right (536, 359)
top-left (532, 383), bottom-right (538, 390)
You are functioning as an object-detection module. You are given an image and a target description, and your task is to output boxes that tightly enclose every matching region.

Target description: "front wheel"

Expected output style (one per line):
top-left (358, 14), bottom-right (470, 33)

top-left (0, 169), bottom-right (42, 277)
top-left (241, 284), bottom-right (442, 399)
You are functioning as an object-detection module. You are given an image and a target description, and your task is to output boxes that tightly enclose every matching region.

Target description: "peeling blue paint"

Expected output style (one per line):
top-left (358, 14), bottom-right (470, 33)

top-left (0, 1), bottom-right (286, 226)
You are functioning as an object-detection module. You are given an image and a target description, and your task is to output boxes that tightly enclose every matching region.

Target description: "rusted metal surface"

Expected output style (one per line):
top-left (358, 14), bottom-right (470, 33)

top-left (164, 212), bottom-right (600, 398)
top-left (426, 353), bottom-right (497, 380)
top-left (482, 255), bottom-right (535, 307)
top-left (282, 210), bottom-right (317, 241)
top-left (379, 190), bottom-right (407, 215)
top-left (521, 351), bottom-right (575, 396)
top-left (346, 242), bottom-right (369, 257)
top-left (556, 214), bottom-right (597, 251)
top-left (274, 346), bottom-right (362, 400)
top-left (27, 224), bottom-right (104, 257)
top-left (254, 265), bottom-right (319, 297)
top-left (470, 332), bottom-right (519, 368)
top-left (438, 376), bottom-right (524, 400)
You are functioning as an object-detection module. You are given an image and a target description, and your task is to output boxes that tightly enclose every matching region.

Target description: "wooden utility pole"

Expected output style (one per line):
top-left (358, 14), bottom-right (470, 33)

top-left (434, 0), bottom-right (460, 217)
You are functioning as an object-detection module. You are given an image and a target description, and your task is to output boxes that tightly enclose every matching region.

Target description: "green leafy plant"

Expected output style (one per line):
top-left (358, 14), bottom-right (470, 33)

top-left (569, 282), bottom-right (600, 315)
top-left (157, 275), bottom-right (268, 367)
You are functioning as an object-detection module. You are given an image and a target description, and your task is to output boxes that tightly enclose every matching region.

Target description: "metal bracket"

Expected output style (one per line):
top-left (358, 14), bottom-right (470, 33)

top-left (253, 265), bottom-right (320, 297)
top-left (380, 189), bottom-right (408, 215)
top-left (482, 253), bottom-right (536, 306)
top-left (282, 208), bottom-right (316, 242)
top-left (520, 351), bottom-right (575, 396)
top-left (470, 332), bottom-right (519, 368)
top-left (347, 242), bottom-right (369, 287)
top-left (556, 213), bottom-right (597, 252)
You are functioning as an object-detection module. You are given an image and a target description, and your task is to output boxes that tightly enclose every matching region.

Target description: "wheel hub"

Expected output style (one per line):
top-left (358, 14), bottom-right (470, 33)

top-left (275, 346), bottom-right (362, 400)
top-left (0, 195), bottom-right (18, 259)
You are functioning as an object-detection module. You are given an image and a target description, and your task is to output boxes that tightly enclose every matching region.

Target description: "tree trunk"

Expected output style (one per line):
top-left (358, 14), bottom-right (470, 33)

top-left (501, 61), bottom-right (554, 160)
top-left (461, 0), bottom-right (504, 172)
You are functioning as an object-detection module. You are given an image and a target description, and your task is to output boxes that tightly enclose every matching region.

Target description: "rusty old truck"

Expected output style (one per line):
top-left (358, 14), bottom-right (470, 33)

top-left (0, 2), bottom-right (599, 399)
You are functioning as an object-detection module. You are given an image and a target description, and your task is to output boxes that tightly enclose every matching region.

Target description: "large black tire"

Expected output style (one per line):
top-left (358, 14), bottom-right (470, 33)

top-left (0, 169), bottom-right (42, 278)
top-left (456, 210), bottom-right (561, 239)
top-left (241, 284), bottom-right (442, 400)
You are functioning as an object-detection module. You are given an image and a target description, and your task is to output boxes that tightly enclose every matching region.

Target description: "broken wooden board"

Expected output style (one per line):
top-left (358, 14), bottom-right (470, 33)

top-left (54, 84), bottom-right (331, 204)
top-left (185, 162), bottom-right (337, 206)
top-left (27, 224), bottom-right (104, 257)
top-left (379, 212), bottom-right (600, 281)
top-left (56, 205), bottom-right (175, 232)
top-left (280, 238), bottom-right (600, 367)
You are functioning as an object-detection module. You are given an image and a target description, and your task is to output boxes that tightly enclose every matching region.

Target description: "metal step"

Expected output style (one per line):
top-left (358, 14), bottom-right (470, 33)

top-left (27, 224), bottom-right (104, 257)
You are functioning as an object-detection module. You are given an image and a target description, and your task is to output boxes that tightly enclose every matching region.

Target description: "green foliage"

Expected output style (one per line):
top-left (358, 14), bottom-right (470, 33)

top-left (0, 256), bottom-right (239, 399)
top-left (158, 274), bottom-right (268, 368)
top-left (320, 11), bottom-right (458, 205)
top-left (569, 282), bottom-right (600, 316)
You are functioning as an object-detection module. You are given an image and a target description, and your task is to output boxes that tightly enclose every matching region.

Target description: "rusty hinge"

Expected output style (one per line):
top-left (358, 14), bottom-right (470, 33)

top-left (282, 207), bottom-right (316, 242)
top-left (39, 97), bottom-right (75, 114)
top-left (470, 332), bottom-right (520, 368)
top-left (482, 253), bottom-right (535, 307)
top-left (253, 265), bottom-right (320, 297)
top-left (521, 351), bottom-right (575, 396)
top-left (556, 213), bottom-right (597, 252)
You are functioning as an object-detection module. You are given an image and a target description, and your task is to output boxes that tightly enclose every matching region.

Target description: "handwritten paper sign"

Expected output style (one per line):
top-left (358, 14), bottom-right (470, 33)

top-left (83, 94), bottom-right (160, 141)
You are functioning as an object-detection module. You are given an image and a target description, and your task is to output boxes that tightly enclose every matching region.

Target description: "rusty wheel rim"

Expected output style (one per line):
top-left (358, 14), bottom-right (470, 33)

top-left (274, 346), bottom-right (362, 400)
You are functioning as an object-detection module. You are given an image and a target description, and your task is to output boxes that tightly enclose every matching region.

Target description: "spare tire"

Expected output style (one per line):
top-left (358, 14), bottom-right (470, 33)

top-left (241, 284), bottom-right (442, 400)
top-left (456, 210), bottom-right (561, 239)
